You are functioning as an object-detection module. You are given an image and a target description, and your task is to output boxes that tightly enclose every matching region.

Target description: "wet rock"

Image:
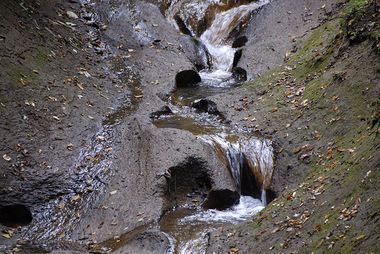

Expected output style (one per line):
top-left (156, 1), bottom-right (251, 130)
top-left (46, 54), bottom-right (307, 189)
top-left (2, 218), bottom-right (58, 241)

top-left (113, 230), bottom-right (173, 254)
top-left (150, 106), bottom-right (173, 119)
top-left (263, 189), bottom-right (276, 204)
top-left (174, 14), bottom-right (193, 36)
top-left (0, 204), bottom-right (33, 227)
top-left (191, 99), bottom-right (219, 115)
top-left (232, 49), bottom-right (242, 68)
top-left (232, 67), bottom-right (247, 82)
top-left (175, 70), bottom-right (201, 88)
top-left (203, 189), bottom-right (240, 210)
top-left (232, 36), bottom-right (248, 48)
top-left (180, 36), bottom-right (212, 71)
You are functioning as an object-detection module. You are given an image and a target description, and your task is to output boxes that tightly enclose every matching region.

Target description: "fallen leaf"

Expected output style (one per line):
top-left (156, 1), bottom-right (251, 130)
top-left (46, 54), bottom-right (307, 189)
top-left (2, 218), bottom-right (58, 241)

top-left (356, 234), bottom-right (366, 241)
top-left (71, 194), bottom-right (81, 202)
top-left (67, 143), bottom-right (74, 151)
top-left (77, 83), bottom-right (84, 90)
top-left (57, 202), bottom-right (65, 209)
top-left (66, 11), bottom-right (79, 19)
top-left (2, 154), bottom-right (11, 161)
top-left (230, 247), bottom-right (239, 254)
top-left (1, 233), bottom-right (11, 239)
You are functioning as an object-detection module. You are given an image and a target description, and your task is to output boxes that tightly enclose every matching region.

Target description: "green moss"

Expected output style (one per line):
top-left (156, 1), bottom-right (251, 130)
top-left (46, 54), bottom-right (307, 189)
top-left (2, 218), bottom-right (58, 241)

top-left (291, 20), bottom-right (341, 63)
top-left (9, 68), bottom-right (38, 86)
top-left (244, 68), bottom-right (282, 88)
top-left (35, 48), bottom-right (50, 68)
top-left (229, 2), bottom-right (379, 252)
top-left (342, 0), bottom-right (370, 16)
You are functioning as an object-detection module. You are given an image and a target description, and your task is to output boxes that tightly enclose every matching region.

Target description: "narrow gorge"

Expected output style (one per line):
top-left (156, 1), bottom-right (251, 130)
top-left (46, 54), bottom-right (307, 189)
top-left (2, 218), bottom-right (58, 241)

top-left (0, 0), bottom-right (379, 253)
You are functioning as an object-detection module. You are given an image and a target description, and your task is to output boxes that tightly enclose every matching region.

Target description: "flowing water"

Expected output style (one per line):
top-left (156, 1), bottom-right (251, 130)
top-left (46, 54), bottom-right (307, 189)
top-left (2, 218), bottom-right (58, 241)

top-left (167, 0), bottom-right (269, 87)
top-left (155, 1), bottom-right (273, 253)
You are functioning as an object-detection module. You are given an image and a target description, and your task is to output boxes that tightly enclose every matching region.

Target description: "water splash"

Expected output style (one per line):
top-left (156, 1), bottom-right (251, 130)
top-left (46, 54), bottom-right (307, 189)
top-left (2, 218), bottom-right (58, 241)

top-left (179, 231), bottom-right (209, 254)
top-left (181, 196), bottom-right (264, 223)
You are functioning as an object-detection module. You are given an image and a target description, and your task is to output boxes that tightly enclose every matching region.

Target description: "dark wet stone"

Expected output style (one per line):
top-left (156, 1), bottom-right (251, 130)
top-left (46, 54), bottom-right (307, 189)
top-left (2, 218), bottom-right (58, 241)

top-left (232, 67), bottom-right (247, 82)
top-left (232, 49), bottom-right (242, 68)
top-left (150, 106), bottom-right (173, 119)
top-left (232, 36), bottom-right (248, 48)
top-left (203, 189), bottom-right (240, 210)
top-left (0, 204), bottom-right (33, 227)
top-left (175, 70), bottom-right (201, 88)
top-left (152, 39), bottom-right (161, 46)
top-left (180, 37), bottom-right (212, 71)
top-left (191, 99), bottom-right (219, 115)
top-left (264, 189), bottom-right (276, 204)
top-left (174, 14), bottom-right (193, 36)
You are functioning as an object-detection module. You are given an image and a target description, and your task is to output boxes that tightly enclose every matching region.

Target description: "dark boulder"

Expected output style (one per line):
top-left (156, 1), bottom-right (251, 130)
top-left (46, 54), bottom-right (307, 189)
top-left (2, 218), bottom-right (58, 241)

top-left (150, 106), bottom-right (173, 119)
top-left (232, 67), bottom-right (247, 82)
top-left (175, 70), bottom-right (201, 88)
top-left (173, 14), bottom-right (193, 36)
top-left (232, 36), bottom-right (248, 48)
top-left (203, 189), bottom-right (240, 210)
top-left (232, 49), bottom-right (242, 68)
top-left (191, 99), bottom-right (219, 115)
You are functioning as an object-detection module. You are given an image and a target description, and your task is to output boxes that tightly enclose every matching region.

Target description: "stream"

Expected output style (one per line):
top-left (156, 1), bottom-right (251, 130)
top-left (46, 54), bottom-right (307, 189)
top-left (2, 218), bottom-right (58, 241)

top-left (3, 0), bottom-right (273, 252)
top-left (154, 0), bottom-right (273, 253)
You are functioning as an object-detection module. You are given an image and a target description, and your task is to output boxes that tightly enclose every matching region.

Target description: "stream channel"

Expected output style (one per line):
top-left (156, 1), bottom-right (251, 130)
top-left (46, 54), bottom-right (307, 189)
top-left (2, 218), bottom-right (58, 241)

top-left (151, 0), bottom-right (273, 253)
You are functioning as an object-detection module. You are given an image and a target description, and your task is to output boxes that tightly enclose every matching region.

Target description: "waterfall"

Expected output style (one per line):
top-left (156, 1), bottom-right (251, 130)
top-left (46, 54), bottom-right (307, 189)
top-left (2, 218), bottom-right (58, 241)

top-left (202, 134), bottom-right (273, 202)
top-left (166, 0), bottom-right (269, 86)
top-left (200, 0), bottom-right (269, 72)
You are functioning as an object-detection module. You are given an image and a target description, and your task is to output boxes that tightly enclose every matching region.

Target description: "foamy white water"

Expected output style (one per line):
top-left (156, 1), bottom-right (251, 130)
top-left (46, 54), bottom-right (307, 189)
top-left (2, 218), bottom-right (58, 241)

top-left (179, 232), bottom-right (209, 254)
top-left (181, 196), bottom-right (264, 223)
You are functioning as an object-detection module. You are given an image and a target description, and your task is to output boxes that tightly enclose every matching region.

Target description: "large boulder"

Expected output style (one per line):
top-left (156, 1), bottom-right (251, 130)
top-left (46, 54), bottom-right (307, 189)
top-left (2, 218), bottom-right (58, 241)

top-left (175, 70), bottom-right (201, 88)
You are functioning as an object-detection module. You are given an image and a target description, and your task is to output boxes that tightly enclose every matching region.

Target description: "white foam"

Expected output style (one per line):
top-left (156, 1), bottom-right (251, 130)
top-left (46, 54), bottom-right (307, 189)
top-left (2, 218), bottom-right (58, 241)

top-left (179, 231), bottom-right (209, 254)
top-left (181, 196), bottom-right (264, 223)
